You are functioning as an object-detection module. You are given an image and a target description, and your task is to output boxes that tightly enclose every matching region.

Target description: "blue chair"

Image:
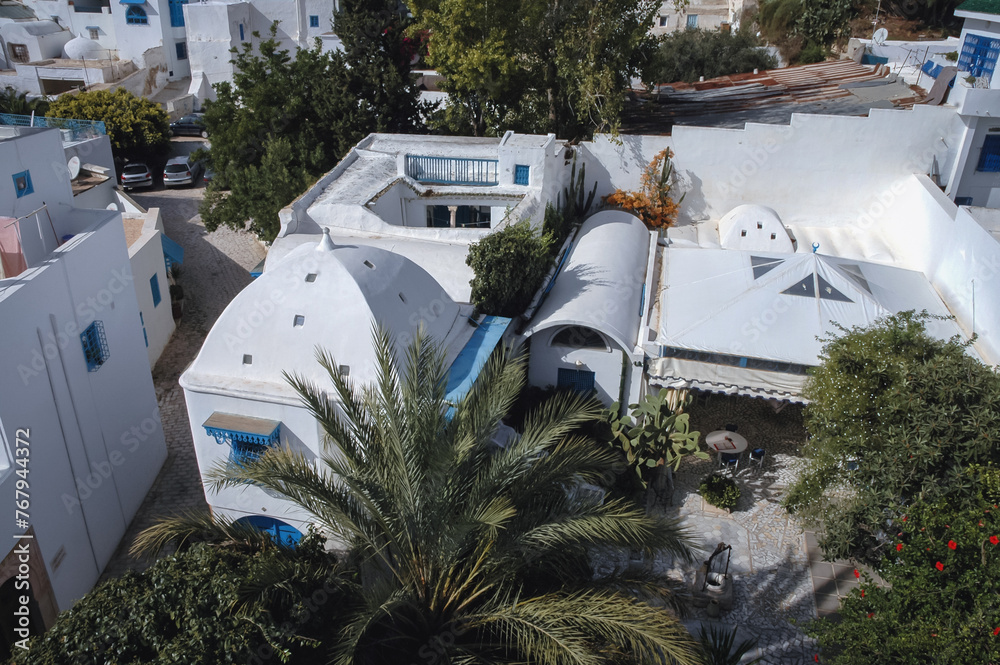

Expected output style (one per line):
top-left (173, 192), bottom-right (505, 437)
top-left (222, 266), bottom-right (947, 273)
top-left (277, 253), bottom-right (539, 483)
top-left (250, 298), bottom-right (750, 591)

top-left (749, 447), bottom-right (766, 471)
top-left (720, 452), bottom-right (740, 474)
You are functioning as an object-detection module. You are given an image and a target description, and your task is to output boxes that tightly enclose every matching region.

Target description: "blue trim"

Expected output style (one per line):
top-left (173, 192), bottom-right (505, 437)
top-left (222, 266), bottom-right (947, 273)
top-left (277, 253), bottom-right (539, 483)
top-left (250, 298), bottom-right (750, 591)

top-left (444, 316), bottom-right (512, 407)
top-left (125, 6), bottom-right (148, 24)
top-left (977, 135), bottom-right (1000, 172)
top-left (119, 0), bottom-right (145, 4)
top-left (239, 23), bottom-right (244, 41)
top-left (638, 284), bottom-right (645, 317)
top-left (80, 321), bottom-right (109, 371)
top-left (150, 273), bottom-right (161, 307)
top-left (959, 33), bottom-right (1000, 79)
top-left (406, 155), bottom-right (499, 186)
top-left (12, 170), bottom-right (32, 198)
top-left (514, 164), bottom-right (529, 185)
top-left (543, 242), bottom-right (573, 296)
top-left (235, 516), bottom-right (303, 548)
top-left (161, 234), bottom-right (184, 273)
top-left (1, 113), bottom-right (106, 139)
top-left (309, 14), bottom-right (319, 27)
top-left (168, 0), bottom-right (187, 26)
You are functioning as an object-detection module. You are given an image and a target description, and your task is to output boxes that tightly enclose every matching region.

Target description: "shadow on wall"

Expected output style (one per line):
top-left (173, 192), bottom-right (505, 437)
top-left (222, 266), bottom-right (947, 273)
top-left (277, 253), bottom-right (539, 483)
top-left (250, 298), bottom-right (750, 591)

top-left (677, 170), bottom-right (707, 223)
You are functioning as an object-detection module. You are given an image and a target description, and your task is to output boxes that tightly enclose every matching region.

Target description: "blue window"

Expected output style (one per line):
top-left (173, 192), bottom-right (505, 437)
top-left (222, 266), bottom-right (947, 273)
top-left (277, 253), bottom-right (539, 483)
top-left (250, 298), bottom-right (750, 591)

top-left (514, 164), bottom-right (530, 186)
top-left (12, 170), bottom-right (32, 198)
top-left (234, 516), bottom-right (303, 548)
top-left (168, 0), bottom-right (187, 26)
top-left (125, 6), bottom-right (148, 25)
top-left (309, 14), bottom-right (319, 27)
top-left (150, 273), bottom-right (161, 307)
top-left (175, 41), bottom-right (187, 60)
top-left (958, 33), bottom-right (1000, 80)
top-left (977, 135), bottom-right (1000, 173)
top-left (140, 312), bottom-right (148, 348)
top-left (239, 23), bottom-right (244, 41)
top-left (557, 368), bottom-right (595, 393)
top-left (203, 413), bottom-right (280, 471)
top-left (80, 321), bottom-right (109, 372)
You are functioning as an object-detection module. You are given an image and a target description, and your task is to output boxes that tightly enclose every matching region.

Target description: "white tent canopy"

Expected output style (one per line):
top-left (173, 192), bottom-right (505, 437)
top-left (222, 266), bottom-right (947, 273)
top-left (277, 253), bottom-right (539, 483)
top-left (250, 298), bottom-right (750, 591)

top-left (650, 249), bottom-right (969, 400)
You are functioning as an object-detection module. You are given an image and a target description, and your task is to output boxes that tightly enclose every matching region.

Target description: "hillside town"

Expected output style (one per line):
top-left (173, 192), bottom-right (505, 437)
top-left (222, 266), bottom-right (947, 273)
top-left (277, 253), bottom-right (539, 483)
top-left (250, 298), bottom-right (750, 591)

top-left (1, 0), bottom-right (999, 662)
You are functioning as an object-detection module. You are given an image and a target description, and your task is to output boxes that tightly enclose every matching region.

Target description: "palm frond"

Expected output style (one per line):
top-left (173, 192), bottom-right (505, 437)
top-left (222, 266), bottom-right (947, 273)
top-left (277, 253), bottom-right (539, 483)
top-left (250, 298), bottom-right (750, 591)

top-left (130, 508), bottom-right (275, 556)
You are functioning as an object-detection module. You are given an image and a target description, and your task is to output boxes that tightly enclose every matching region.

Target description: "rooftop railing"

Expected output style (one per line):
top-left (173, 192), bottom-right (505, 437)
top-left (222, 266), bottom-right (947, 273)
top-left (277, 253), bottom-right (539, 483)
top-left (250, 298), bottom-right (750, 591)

top-left (0, 113), bottom-right (107, 142)
top-left (406, 155), bottom-right (499, 186)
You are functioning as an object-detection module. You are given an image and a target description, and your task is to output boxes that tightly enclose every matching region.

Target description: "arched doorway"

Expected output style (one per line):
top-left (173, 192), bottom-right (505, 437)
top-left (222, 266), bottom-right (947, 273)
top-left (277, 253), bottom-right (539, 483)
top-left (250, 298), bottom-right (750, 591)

top-left (234, 516), bottom-right (303, 548)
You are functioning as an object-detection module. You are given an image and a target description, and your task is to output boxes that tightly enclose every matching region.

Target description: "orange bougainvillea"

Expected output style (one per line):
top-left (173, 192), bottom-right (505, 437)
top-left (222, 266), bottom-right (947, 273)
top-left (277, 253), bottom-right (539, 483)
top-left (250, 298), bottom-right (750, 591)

top-left (602, 148), bottom-right (683, 229)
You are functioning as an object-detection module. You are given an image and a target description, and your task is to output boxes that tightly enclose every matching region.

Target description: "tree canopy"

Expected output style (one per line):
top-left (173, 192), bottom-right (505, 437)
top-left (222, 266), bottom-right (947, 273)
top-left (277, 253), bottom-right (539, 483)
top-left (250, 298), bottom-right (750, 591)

top-left (466, 220), bottom-right (553, 317)
top-left (643, 28), bottom-right (777, 85)
top-left (46, 88), bottom-right (169, 160)
top-left (201, 2), bottom-right (422, 241)
top-left (0, 87), bottom-right (49, 116)
top-left (784, 311), bottom-right (1000, 565)
top-left (136, 328), bottom-right (704, 665)
top-left (411, 0), bottom-right (658, 139)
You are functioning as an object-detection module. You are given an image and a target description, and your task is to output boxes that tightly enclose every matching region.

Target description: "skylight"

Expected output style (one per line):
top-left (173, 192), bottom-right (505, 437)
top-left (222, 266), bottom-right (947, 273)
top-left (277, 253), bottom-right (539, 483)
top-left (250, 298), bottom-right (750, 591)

top-left (751, 256), bottom-right (784, 280)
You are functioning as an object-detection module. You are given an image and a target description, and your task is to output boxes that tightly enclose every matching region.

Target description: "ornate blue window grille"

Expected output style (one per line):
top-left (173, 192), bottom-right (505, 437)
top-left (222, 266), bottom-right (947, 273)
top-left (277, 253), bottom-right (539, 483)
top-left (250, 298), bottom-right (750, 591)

top-left (168, 0), bottom-right (187, 26)
top-left (514, 164), bottom-right (530, 185)
top-left (80, 321), bottom-right (109, 371)
top-left (406, 155), bottom-right (499, 186)
top-left (977, 135), bottom-right (1000, 173)
top-left (203, 413), bottom-right (281, 469)
top-left (309, 14), bottom-right (319, 27)
top-left (125, 6), bottom-right (148, 24)
top-left (958, 33), bottom-right (1000, 80)
top-left (557, 368), bottom-right (595, 393)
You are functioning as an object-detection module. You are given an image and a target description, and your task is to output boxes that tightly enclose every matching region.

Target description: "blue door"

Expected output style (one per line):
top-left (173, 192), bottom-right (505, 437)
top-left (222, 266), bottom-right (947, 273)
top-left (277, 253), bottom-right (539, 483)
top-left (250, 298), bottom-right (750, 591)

top-left (235, 515), bottom-right (303, 547)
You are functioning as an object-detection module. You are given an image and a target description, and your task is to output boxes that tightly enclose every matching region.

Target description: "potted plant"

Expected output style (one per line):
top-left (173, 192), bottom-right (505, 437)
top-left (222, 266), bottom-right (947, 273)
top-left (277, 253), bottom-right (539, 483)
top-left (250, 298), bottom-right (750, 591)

top-left (699, 473), bottom-right (740, 512)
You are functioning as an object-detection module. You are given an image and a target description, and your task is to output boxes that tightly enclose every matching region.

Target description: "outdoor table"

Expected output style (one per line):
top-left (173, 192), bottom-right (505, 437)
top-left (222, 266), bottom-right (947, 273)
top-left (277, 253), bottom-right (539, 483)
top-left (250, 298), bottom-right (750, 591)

top-left (706, 430), bottom-right (748, 454)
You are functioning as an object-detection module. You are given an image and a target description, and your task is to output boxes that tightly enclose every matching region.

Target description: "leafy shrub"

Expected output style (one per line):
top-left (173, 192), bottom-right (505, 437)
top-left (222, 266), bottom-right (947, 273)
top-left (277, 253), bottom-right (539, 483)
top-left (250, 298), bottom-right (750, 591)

top-left (798, 42), bottom-right (827, 64)
top-left (466, 220), bottom-right (552, 317)
top-left (944, 50), bottom-right (958, 61)
top-left (603, 148), bottom-right (683, 229)
top-left (644, 28), bottom-right (777, 84)
top-left (759, 0), bottom-right (852, 54)
top-left (699, 474), bottom-right (740, 510)
top-left (46, 88), bottom-right (169, 160)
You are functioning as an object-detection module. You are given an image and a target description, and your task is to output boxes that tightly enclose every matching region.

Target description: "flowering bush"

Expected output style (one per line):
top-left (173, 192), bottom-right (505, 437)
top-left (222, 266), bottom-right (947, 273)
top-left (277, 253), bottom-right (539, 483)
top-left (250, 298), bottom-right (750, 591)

top-left (602, 148), bottom-right (682, 229)
top-left (699, 474), bottom-right (740, 511)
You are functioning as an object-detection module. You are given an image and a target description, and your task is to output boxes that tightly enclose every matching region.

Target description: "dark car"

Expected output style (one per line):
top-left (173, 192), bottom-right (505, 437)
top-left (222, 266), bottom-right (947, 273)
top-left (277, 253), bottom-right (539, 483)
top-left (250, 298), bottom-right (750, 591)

top-left (120, 162), bottom-right (153, 190)
top-left (169, 114), bottom-right (208, 138)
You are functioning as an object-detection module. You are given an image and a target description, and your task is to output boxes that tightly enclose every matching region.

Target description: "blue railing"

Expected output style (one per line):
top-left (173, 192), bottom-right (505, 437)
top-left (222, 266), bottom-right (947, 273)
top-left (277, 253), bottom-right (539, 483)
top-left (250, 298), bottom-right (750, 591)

top-left (406, 155), bottom-right (499, 186)
top-left (0, 113), bottom-right (107, 142)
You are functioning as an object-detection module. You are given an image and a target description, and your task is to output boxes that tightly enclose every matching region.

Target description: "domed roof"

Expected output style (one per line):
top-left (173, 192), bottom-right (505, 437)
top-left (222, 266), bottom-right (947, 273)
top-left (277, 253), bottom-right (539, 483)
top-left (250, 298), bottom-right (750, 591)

top-left (718, 204), bottom-right (794, 253)
top-left (181, 237), bottom-right (473, 400)
top-left (63, 35), bottom-right (104, 60)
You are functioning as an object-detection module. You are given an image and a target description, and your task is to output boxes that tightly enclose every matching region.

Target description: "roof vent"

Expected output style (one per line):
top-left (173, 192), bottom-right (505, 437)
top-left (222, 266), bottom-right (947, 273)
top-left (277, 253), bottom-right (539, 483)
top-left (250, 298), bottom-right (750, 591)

top-left (293, 315), bottom-right (305, 327)
top-left (305, 273), bottom-right (317, 282)
top-left (316, 228), bottom-right (335, 252)
top-left (363, 260), bottom-right (375, 269)
top-left (242, 354), bottom-right (253, 365)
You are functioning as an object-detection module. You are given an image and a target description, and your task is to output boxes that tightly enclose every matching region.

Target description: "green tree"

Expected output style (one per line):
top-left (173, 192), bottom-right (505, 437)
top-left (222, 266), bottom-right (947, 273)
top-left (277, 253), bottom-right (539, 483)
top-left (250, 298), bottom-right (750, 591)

top-left (784, 311), bottom-right (1000, 565)
top-left (0, 87), bottom-right (49, 116)
top-left (412, 0), bottom-right (657, 139)
top-left (45, 88), bottom-right (169, 160)
top-left (466, 220), bottom-right (552, 317)
top-left (757, 0), bottom-right (854, 60)
top-left (808, 466), bottom-right (1000, 664)
top-left (11, 535), bottom-right (339, 664)
top-left (643, 28), bottom-right (777, 85)
top-left (137, 328), bottom-right (704, 665)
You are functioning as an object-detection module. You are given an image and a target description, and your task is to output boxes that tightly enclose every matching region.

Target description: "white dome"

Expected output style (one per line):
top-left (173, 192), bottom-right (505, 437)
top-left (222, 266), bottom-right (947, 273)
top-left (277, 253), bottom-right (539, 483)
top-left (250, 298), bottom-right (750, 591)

top-left (62, 35), bottom-right (104, 60)
top-left (718, 204), bottom-right (794, 253)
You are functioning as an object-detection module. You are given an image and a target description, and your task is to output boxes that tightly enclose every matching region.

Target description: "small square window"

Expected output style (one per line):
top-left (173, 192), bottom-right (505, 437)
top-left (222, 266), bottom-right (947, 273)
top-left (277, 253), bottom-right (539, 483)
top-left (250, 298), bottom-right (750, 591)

top-left (239, 23), bottom-right (245, 41)
top-left (88, 28), bottom-right (100, 40)
top-left (339, 365), bottom-right (350, 376)
top-left (242, 354), bottom-right (253, 365)
top-left (176, 41), bottom-right (188, 60)
top-left (305, 273), bottom-right (317, 282)
top-left (514, 164), bottom-right (530, 186)
top-left (150, 273), bottom-right (161, 307)
top-left (293, 315), bottom-right (305, 327)
top-left (659, 16), bottom-right (667, 27)
top-left (740, 230), bottom-right (747, 237)
top-left (686, 14), bottom-right (698, 28)
top-left (363, 260), bottom-right (375, 269)
top-left (309, 14), bottom-right (319, 27)
top-left (80, 321), bottom-right (109, 372)
top-left (12, 170), bottom-right (33, 198)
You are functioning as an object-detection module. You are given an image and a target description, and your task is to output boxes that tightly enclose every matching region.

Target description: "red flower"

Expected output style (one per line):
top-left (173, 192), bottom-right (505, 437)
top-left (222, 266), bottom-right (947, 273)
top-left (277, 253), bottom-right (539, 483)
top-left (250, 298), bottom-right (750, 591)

top-left (853, 568), bottom-right (860, 579)
top-left (948, 540), bottom-right (957, 550)
top-left (994, 627), bottom-right (1000, 636)
top-left (980, 521), bottom-right (985, 527)
top-left (902, 515), bottom-right (907, 522)
top-left (932, 633), bottom-right (938, 637)
top-left (814, 656), bottom-right (820, 663)
top-left (867, 612), bottom-right (875, 618)
top-left (861, 589), bottom-right (865, 597)
top-left (991, 535), bottom-right (999, 545)
top-left (935, 561), bottom-right (944, 571)
top-left (945, 524), bottom-right (950, 529)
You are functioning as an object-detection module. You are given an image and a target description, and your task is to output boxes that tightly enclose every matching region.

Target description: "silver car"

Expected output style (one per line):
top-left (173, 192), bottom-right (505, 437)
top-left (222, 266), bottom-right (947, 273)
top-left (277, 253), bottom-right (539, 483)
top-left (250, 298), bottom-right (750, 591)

top-left (120, 163), bottom-right (152, 190)
top-left (163, 157), bottom-right (202, 187)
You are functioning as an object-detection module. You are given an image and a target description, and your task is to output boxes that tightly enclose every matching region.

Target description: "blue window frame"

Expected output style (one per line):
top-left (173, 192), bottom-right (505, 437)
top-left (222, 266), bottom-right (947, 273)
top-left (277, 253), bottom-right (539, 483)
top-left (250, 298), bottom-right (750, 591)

top-left (239, 23), bottom-right (244, 41)
top-left (150, 273), bottom-right (161, 307)
top-left (557, 368), bottom-right (596, 393)
top-left (12, 170), bottom-right (33, 198)
top-left (80, 321), bottom-right (109, 372)
top-left (977, 135), bottom-right (1000, 173)
top-left (168, 0), bottom-right (186, 26)
top-left (234, 516), bottom-right (303, 548)
top-left (203, 414), bottom-right (281, 471)
top-left (125, 6), bottom-right (148, 25)
top-left (958, 33), bottom-right (1000, 80)
top-left (140, 312), bottom-right (148, 347)
top-left (514, 164), bottom-right (530, 186)
top-left (175, 41), bottom-right (187, 60)
top-left (309, 14), bottom-right (319, 27)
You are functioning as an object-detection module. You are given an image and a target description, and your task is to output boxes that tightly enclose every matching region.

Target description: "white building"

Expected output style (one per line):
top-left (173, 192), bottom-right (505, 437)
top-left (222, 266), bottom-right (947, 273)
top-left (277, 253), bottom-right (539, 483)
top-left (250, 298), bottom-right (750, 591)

top-left (0, 125), bottom-right (167, 646)
top-left (650, 0), bottom-right (748, 35)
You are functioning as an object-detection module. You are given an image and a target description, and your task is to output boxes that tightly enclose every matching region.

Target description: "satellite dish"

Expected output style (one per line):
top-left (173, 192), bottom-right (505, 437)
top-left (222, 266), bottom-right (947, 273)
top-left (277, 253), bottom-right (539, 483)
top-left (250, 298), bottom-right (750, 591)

top-left (873, 28), bottom-right (888, 45)
top-left (67, 155), bottom-right (81, 180)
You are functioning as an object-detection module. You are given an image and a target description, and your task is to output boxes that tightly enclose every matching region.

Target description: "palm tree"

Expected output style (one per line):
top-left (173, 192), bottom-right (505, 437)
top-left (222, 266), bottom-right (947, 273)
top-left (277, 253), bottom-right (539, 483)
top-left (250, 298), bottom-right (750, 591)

top-left (136, 326), bottom-right (703, 665)
top-left (0, 86), bottom-right (49, 116)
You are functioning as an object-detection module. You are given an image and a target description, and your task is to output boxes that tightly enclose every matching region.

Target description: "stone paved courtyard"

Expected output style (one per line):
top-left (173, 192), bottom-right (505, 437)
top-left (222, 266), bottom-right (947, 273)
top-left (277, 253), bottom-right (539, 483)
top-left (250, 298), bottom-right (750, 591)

top-left (100, 185), bottom-right (266, 580)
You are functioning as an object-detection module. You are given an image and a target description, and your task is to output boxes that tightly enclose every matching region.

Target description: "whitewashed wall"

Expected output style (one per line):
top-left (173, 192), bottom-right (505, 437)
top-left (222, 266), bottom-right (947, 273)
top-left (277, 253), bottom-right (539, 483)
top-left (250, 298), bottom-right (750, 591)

top-left (527, 327), bottom-right (628, 407)
top-left (129, 226), bottom-right (174, 366)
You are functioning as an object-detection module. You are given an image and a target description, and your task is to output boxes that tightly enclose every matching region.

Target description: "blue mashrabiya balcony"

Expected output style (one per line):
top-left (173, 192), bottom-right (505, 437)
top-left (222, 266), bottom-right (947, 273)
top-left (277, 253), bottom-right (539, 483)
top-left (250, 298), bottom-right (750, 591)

top-left (405, 155), bottom-right (499, 186)
top-left (203, 412), bottom-right (281, 469)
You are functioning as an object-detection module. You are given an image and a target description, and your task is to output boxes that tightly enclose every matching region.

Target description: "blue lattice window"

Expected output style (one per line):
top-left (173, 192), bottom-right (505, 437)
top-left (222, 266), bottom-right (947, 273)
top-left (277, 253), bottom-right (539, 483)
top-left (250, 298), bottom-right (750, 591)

top-left (309, 14), bottom-right (319, 27)
top-left (958, 33), bottom-right (1000, 80)
top-left (557, 368), bottom-right (595, 393)
top-left (977, 135), bottom-right (1000, 173)
top-left (514, 164), bottom-right (530, 185)
top-left (203, 413), bottom-right (281, 470)
top-left (125, 6), bottom-right (148, 24)
top-left (175, 41), bottom-right (187, 60)
top-left (80, 321), bottom-right (109, 371)
top-left (150, 273), bottom-right (161, 307)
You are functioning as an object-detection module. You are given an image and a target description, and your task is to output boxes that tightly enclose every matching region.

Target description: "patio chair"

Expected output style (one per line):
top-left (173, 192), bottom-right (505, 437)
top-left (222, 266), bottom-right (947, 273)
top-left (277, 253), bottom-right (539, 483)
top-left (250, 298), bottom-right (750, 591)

top-left (719, 452), bottom-right (740, 474)
top-left (749, 447), bottom-right (766, 472)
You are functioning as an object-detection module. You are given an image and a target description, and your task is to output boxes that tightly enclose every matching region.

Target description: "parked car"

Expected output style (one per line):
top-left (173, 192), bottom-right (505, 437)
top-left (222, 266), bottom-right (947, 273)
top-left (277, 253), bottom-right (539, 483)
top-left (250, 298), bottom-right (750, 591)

top-left (120, 162), bottom-right (153, 190)
top-left (168, 114), bottom-right (208, 138)
top-left (163, 156), bottom-right (202, 187)
top-left (202, 167), bottom-right (214, 184)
